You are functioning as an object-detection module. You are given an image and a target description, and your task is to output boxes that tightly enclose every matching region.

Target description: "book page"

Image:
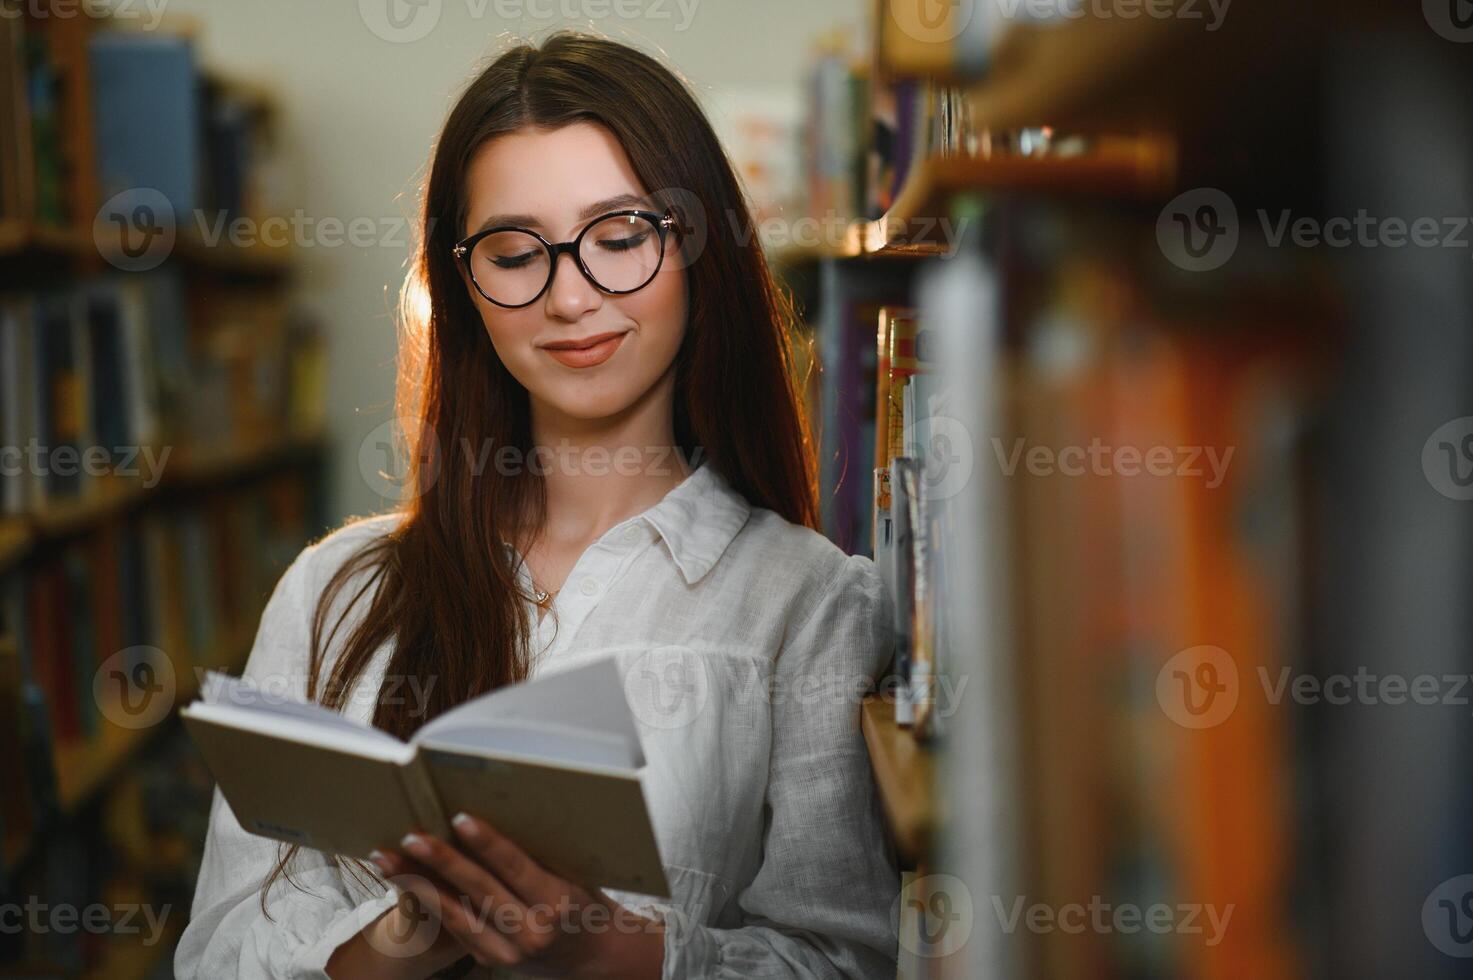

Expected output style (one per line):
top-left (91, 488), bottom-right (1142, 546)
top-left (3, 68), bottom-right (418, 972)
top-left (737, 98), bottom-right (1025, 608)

top-left (420, 720), bottom-right (638, 771)
top-left (414, 656), bottom-right (643, 767)
top-left (188, 671), bottom-right (407, 759)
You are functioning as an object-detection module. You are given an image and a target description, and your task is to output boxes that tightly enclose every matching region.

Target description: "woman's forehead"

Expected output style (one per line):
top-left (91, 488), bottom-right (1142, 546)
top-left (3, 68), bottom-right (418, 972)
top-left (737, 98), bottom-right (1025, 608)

top-left (464, 122), bottom-right (650, 236)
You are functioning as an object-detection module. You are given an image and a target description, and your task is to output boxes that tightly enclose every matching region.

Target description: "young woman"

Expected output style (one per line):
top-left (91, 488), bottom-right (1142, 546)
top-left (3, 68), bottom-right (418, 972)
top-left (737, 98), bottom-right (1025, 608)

top-left (176, 31), bottom-right (898, 979)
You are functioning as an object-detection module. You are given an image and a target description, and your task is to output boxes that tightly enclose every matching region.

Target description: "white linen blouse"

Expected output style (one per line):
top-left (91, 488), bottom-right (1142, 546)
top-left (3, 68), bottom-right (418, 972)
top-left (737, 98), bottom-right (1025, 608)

top-left (174, 459), bottom-right (900, 979)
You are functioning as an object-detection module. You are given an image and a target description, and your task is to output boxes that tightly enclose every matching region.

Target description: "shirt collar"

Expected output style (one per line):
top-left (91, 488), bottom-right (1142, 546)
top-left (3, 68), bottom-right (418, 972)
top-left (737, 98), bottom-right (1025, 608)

top-left (640, 459), bottom-right (751, 586)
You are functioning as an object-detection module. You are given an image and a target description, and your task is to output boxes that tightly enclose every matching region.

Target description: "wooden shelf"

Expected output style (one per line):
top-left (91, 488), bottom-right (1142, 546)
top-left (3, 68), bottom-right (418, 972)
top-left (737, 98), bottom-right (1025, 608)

top-left (876, 0), bottom-right (1346, 202)
top-left (0, 219), bottom-right (292, 277)
top-left (29, 479), bottom-right (151, 538)
top-left (768, 236), bottom-right (948, 268)
top-left (873, 138), bottom-right (1178, 250)
top-left (11, 433), bottom-right (325, 548)
top-left (173, 230), bottom-right (293, 277)
top-left (861, 695), bottom-right (938, 866)
top-left (19, 429), bottom-right (322, 537)
top-left (876, 1), bottom-right (1321, 131)
top-left (167, 432), bottom-right (325, 487)
top-left (771, 138), bottom-right (1178, 267)
top-left (0, 219), bottom-right (93, 259)
top-left (878, 0), bottom-right (1194, 95)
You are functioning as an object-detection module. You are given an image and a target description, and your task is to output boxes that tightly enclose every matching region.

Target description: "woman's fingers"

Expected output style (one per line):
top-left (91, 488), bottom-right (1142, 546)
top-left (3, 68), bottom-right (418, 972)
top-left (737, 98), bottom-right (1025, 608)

top-left (388, 865), bottom-right (525, 968)
top-left (450, 812), bottom-right (574, 913)
top-left (399, 831), bottom-right (561, 959)
top-left (367, 819), bottom-right (591, 968)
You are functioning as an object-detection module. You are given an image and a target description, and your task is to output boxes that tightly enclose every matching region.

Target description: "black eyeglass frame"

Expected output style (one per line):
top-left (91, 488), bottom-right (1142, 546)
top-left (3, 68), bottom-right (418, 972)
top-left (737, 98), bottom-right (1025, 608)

top-left (452, 208), bottom-right (681, 309)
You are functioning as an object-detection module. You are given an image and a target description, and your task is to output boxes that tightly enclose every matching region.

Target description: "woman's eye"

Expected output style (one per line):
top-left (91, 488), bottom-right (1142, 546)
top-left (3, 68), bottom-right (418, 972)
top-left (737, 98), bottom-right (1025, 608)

top-left (490, 250), bottom-right (539, 269)
top-left (597, 230), bottom-right (649, 252)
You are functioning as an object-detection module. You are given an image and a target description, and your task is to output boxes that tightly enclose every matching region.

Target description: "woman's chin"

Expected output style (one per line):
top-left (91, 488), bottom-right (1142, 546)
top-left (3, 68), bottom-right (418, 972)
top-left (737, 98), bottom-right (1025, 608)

top-left (534, 391), bottom-right (639, 426)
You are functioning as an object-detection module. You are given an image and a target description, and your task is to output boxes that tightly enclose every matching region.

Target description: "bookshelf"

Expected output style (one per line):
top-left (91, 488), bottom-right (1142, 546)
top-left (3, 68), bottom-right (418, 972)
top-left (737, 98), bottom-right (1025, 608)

top-left (171, 231), bottom-right (293, 277)
top-left (877, 135), bottom-right (1176, 233)
top-left (0, 218), bottom-right (293, 279)
top-left (13, 437), bottom-right (324, 543)
top-left (786, 3), bottom-right (1435, 979)
top-left (0, 7), bottom-right (328, 978)
top-left (874, 0), bottom-right (1321, 131)
top-left (860, 696), bottom-right (937, 867)
top-left (0, 218), bottom-right (93, 258)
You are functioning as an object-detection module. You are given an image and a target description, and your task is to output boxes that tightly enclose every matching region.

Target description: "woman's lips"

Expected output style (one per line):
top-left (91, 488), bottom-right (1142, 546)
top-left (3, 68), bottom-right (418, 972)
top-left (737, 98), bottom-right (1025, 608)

top-left (540, 330), bottom-right (629, 368)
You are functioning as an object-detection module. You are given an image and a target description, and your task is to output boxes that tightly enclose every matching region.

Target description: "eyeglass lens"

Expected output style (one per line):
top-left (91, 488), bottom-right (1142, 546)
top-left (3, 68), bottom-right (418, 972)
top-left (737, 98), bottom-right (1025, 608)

top-left (468, 212), bottom-right (664, 306)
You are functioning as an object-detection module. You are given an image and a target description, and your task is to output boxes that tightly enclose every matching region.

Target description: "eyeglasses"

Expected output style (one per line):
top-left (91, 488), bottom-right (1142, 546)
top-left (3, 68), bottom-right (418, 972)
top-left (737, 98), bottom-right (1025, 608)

top-left (453, 209), bottom-right (681, 309)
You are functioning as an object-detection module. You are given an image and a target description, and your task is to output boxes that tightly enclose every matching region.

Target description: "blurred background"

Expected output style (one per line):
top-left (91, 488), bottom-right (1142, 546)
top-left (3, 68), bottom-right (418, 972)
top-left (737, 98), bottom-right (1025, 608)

top-left (1, 0), bottom-right (1470, 977)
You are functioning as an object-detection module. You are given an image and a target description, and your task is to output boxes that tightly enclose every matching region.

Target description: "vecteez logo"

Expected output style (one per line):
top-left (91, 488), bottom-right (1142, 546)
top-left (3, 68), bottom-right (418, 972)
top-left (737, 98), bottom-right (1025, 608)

top-left (894, 874), bottom-right (974, 959)
top-left (1156, 188), bottom-right (1239, 272)
top-left (623, 648), bottom-right (711, 731)
top-left (1160, 189), bottom-right (1473, 273)
top-left (888, 0), bottom-right (974, 43)
top-left (360, 0), bottom-right (442, 43)
top-left (905, 415), bottom-right (975, 502)
top-left (94, 187), bottom-right (176, 272)
top-left (1423, 417), bottom-right (1473, 501)
top-left (1156, 645), bottom-right (1239, 729)
top-left (1424, 874), bottom-right (1473, 957)
top-left (94, 647), bottom-right (176, 730)
top-left (358, 417), bottom-right (441, 503)
top-left (362, 874), bottom-right (444, 958)
top-left (1424, 0), bottom-right (1473, 42)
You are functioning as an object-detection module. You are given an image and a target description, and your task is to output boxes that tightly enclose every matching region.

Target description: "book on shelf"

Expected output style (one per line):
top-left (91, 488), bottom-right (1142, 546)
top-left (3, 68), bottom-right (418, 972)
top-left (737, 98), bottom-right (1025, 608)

top-left (22, 18), bottom-right (66, 227)
top-left (182, 656), bottom-right (671, 897)
top-left (0, 9), bottom-right (36, 224)
top-left (872, 306), bottom-right (949, 740)
top-left (0, 299), bottom-right (33, 515)
top-left (889, 456), bottom-right (918, 728)
top-left (989, 214), bottom-right (1317, 978)
top-left (0, 598), bottom-right (37, 870)
top-left (0, 271), bottom-right (324, 516)
top-left (814, 263), bottom-right (913, 555)
top-left (0, 7), bottom-right (323, 974)
top-left (88, 30), bottom-right (200, 219)
top-left (5, 475), bottom-right (312, 796)
top-left (0, 566), bottom-right (58, 878)
top-left (799, 26), bottom-right (981, 234)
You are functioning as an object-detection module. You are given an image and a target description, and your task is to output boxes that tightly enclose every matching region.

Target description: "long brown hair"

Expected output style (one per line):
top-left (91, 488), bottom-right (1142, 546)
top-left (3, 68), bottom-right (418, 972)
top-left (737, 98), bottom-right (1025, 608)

top-left (263, 31), bottom-right (817, 904)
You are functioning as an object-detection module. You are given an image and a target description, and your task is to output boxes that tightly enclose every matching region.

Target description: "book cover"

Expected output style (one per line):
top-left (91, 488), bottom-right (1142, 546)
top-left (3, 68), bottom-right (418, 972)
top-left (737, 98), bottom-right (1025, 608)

top-left (182, 656), bottom-right (670, 897)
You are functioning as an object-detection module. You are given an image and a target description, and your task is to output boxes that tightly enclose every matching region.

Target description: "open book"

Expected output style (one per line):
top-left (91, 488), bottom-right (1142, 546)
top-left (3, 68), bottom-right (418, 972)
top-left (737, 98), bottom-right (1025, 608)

top-left (181, 657), bottom-right (669, 897)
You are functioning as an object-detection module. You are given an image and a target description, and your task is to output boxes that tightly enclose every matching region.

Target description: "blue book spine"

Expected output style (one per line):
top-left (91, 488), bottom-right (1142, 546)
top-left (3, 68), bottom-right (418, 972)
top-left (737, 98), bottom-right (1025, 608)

top-left (88, 33), bottom-right (199, 219)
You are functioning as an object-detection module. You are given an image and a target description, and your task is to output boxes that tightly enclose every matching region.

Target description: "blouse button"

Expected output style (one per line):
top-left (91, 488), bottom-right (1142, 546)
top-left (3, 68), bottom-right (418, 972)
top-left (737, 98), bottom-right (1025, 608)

top-left (579, 577), bottom-right (600, 597)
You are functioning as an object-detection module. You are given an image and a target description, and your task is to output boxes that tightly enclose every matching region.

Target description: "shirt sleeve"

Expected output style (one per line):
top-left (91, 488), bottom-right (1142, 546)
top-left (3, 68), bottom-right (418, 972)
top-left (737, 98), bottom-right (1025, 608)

top-left (173, 546), bottom-right (401, 980)
top-left (660, 552), bottom-right (901, 979)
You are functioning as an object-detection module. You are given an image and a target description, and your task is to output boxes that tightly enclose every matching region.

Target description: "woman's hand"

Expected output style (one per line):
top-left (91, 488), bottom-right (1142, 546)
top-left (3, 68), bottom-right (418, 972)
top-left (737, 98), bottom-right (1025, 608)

top-left (324, 880), bottom-right (468, 980)
top-left (369, 813), bottom-right (666, 979)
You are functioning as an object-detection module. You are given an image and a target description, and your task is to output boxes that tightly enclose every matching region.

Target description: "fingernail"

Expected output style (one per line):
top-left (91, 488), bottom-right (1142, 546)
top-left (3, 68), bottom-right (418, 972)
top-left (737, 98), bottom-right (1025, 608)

top-left (369, 849), bottom-right (389, 868)
top-left (452, 813), bottom-right (481, 841)
top-left (400, 833), bottom-right (430, 857)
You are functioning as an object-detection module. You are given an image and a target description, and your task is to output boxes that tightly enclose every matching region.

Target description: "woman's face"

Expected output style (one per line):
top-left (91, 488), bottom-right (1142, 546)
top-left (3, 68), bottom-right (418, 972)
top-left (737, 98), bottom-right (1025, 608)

top-left (460, 121), bottom-right (688, 425)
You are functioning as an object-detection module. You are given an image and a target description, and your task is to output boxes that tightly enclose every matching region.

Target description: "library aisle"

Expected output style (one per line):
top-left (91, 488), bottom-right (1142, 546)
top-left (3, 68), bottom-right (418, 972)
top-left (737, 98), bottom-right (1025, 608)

top-left (2, 2), bottom-right (1470, 979)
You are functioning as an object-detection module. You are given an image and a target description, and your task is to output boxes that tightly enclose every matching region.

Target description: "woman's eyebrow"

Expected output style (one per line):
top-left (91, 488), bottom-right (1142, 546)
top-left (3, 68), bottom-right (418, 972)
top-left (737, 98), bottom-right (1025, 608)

top-left (472, 193), bottom-right (651, 234)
